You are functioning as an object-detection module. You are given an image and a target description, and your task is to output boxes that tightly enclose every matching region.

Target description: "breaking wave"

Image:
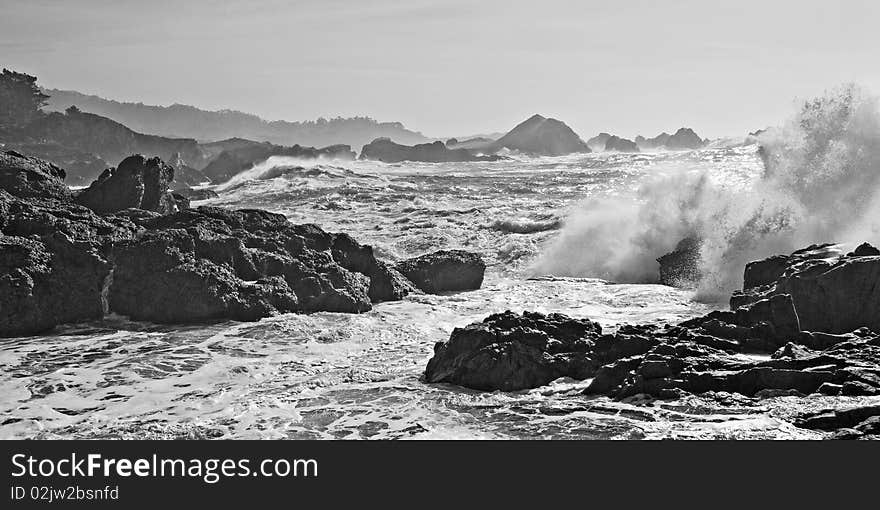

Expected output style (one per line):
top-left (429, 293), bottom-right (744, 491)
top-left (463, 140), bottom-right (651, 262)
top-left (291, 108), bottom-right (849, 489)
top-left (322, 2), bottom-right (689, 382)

top-left (532, 84), bottom-right (880, 301)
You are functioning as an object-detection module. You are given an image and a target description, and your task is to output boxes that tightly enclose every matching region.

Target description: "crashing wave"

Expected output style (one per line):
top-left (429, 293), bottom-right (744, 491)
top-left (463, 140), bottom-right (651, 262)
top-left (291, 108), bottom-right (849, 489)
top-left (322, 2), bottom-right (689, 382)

top-left (532, 84), bottom-right (880, 301)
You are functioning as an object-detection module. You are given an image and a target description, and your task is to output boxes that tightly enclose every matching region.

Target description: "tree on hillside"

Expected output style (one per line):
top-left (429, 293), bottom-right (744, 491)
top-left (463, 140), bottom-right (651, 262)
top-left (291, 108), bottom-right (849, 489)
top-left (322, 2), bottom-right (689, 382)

top-left (0, 68), bottom-right (50, 133)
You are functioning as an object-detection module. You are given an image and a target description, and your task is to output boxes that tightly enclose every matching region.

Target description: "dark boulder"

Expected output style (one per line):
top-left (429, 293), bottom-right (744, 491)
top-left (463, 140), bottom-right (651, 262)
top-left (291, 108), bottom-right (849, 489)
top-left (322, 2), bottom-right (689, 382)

top-left (424, 311), bottom-right (659, 391)
top-left (76, 155), bottom-right (180, 215)
top-left (107, 206), bottom-right (413, 322)
top-left (657, 236), bottom-right (702, 287)
top-left (0, 150), bottom-right (72, 201)
top-left (848, 242), bottom-right (880, 257)
top-left (395, 249), bottom-right (485, 293)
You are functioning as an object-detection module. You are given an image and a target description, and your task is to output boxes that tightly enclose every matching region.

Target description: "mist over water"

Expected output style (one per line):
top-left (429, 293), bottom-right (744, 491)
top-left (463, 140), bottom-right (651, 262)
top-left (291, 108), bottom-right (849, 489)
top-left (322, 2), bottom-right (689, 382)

top-left (533, 85), bottom-right (880, 301)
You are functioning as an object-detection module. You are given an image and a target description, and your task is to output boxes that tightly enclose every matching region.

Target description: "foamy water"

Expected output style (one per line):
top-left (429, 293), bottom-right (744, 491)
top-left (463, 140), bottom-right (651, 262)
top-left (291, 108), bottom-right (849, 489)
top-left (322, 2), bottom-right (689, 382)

top-left (3, 145), bottom-right (877, 440)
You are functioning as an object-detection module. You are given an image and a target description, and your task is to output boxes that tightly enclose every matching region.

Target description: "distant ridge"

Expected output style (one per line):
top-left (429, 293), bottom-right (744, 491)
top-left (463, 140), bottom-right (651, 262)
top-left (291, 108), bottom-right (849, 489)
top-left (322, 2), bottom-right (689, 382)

top-left (42, 88), bottom-right (431, 150)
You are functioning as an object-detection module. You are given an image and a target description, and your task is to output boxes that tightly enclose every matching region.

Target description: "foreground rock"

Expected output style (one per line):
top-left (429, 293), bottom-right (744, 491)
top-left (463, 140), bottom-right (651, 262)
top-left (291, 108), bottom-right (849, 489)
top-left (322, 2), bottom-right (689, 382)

top-left (0, 153), bottom-right (417, 336)
top-left (0, 150), bottom-right (72, 201)
top-left (75, 155), bottom-right (181, 215)
top-left (359, 138), bottom-right (501, 163)
top-left (425, 311), bottom-right (657, 391)
top-left (394, 250), bottom-right (485, 293)
top-left (109, 207), bottom-right (413, 321)
top-left (731, 243), bottom-right (880, 333)
top-left (426, 241), bottom-right (880, 437)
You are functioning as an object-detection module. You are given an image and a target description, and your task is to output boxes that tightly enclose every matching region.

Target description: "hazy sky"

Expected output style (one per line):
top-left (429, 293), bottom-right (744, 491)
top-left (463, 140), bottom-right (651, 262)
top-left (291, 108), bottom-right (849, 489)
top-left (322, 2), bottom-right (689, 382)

top-left (3, 0), bottom-right (879, 139)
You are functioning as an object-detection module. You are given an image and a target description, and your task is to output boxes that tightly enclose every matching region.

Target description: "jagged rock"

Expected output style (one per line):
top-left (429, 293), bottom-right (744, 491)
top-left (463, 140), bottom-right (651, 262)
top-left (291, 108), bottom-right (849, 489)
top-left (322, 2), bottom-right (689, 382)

top-left (635, 133), bottom-right (671, 150)
top-left (359, 138), bottom-right (500, 163)
top-left (489, 114), bottom-right (591, 156)
top-left (76, 155), bottom-right (180, 215)
top-left (794, 405), bottom-right (880, 433)
top-left (424, 311), bottom-right (658, 391)
top-left (395, 250), bottom-right (485, 293)
top-left (0, 187), bottom-right (138, 337)
top-left (586, 133), bottom-right (612, 152)
top-left (604, 135), bottom-right (640, 153)
top-left (731, 243), bottom-right (880, 333)
top-left (0, 153), bottom-right (416, 335)
top-left (664, 128), bottom-right (706, 150)
top-left (0, 150), bottom-right (72, 201)
top-left (657, 236), bottom-right (702, 286)
top-left (108, 206), bottom-right (414, 322)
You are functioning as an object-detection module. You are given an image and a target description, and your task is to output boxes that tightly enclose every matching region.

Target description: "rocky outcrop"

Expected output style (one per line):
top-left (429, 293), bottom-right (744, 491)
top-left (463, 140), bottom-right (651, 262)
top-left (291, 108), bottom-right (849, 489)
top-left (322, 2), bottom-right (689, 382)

top-left (394, 250), bottom-right (485, 293)
top-left (664, 128), bottom-right (706, 150)
top-left (425, 242), bottom-right (880, 408)
top-left (490, 114), bottom-right (591, 156)
top-left (0, 150), bottom-right (72, 201)
top-left (75, 155), bottom-right (181, 215)
top-left (359, 138), bottom-right (501, 164)
top-left (0, 153), bottom-right (417, 336)
top-left (425, 311), bottom-right (659, 391)
top-left (201, 142), bottom-right (356, 183)
top-left (604, 135), bottom-right (640, 153)
top-left (635, 133), bottom-right (670, 151)
top-left (586, 133), bottom-right (612, 152)
top-left (731, 243), bottom-right (880, 333)
top-left (4, 143), bottom-right (109, 185)
top-left (657, 236), bottom-right (702, 287)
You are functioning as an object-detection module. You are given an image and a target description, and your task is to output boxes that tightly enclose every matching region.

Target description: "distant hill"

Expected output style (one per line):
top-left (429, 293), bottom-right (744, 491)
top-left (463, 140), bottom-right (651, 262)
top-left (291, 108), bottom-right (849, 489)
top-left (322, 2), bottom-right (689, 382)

top-left (42, 88), bottom-right (431, 150)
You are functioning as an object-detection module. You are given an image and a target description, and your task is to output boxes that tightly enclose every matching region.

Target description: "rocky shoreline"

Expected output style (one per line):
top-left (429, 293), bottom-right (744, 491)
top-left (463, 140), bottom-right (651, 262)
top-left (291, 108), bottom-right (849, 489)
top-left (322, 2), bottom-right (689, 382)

top-left (0, 150), bottom-right (485, 337)
top-left (425, 243), bottom-right (880, 439)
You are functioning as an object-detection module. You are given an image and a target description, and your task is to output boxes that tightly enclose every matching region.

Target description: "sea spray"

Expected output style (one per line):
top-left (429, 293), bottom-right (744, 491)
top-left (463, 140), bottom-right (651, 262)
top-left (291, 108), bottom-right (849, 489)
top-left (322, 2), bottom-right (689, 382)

top-left (531, 85), bottom-right (880, 301)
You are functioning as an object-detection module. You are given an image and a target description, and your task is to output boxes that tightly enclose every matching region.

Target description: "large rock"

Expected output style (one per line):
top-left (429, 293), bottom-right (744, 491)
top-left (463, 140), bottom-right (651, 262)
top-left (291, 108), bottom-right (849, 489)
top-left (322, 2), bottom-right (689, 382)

top-left (604, 135), bottom-right (640, 153)
top-left (731, 243), bottom-right (880, 333)
top-left (0, 188), bottom-right (138, 337)
top-left (0, 150), bottom-right (72, 201)
top-left (586, 132), bottom-right (613, 152)
top-left (76, 155), bottom-right (180, 215)
top-left (664, 128), bottom-right (706, 150)
top-left (635, 132), bottom-right (671, 151)
top-left (395, 250), bottom-right (485, 293)
top-left (108, 207), bottom-right (415, 322)
top-left (0, 153), bottom-right (416, 335)
top-left (424, 311), bottom-right (658, 391)
top-left (359, 138), bottom-right (501, 163)
top-left (490, 114), bottom-right (591, 156)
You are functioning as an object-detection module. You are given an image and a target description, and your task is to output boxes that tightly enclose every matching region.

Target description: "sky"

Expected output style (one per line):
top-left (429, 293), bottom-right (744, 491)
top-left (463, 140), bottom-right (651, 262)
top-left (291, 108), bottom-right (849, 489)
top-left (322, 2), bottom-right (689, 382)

top-left (2, 0), bottom-right (879, 139)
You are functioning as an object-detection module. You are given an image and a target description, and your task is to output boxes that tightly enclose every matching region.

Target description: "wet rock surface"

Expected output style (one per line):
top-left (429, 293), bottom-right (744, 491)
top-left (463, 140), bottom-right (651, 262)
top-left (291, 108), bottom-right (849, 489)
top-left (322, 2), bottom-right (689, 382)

top-left (0, 153), bottom-right (419, 336)
top-left (426, 242), bottom-right (880, 438)
top-left (731, 243), bottom-right (880, 333)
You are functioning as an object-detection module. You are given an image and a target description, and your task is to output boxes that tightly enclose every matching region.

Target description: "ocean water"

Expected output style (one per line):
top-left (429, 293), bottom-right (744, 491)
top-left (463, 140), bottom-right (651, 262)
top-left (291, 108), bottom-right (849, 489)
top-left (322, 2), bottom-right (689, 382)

top-left (2, 147), bottom-right (875, 439)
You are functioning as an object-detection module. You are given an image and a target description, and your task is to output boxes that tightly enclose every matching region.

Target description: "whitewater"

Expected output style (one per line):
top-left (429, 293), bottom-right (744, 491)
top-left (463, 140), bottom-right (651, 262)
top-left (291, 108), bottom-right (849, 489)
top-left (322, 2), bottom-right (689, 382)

top-left (3, 87), bottom-right (880, 439)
